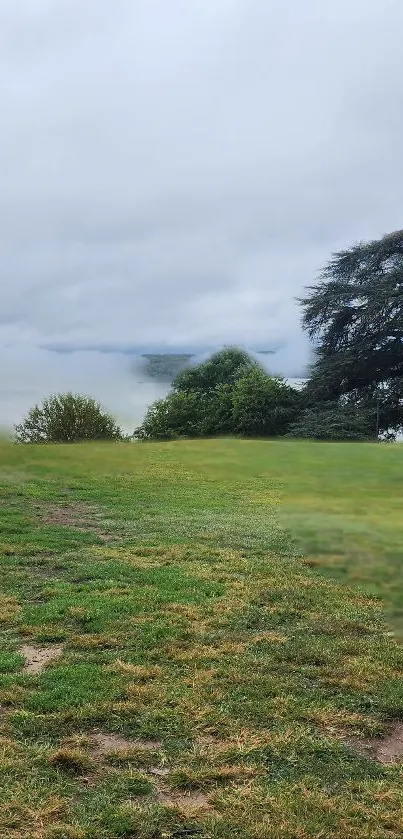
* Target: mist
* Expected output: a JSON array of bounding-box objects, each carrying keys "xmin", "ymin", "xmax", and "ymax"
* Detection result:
[{"xmin": 0, "ymin": 340, "xmax": 311, "ymax": 435}]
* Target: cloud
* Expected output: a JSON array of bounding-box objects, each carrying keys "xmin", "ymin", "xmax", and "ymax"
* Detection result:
[{"xmin": 1, "ymin": 0, "xmax": 403, "ymax": 423}]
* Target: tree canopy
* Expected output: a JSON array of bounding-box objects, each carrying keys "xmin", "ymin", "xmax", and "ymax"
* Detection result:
[
  {"xmin": 135, "ymin": 348, "xmax": 301, "ymax": 440},
  {"xmin": 173, "ymin": 347, "xmax": 258, "ymax": 394},
  {"xmin": 287, "ymin": 402, "xmax": 374, "ymax": 441},
  {"xmin": 300, "ymin": 229, "xmax": 403, "ymax": 434}
]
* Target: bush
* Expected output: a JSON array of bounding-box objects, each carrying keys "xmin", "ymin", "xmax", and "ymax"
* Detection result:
[
  {"xmin": 14, "ymin": 393, "xmax": 123, "ymax": 443},
  {"xmin": 286, "ymin": 402, "xmax": 375, "ymax": 441}
]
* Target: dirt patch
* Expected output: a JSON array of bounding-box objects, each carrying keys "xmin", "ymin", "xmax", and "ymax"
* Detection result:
[
  {"xmin": 20, "ymin": 644, "xmax": 63, "ymax": 674},
  {"xmin": 149, "ymin": 766, "xmax": 170, "ymax": 777},
  {"xmin": 90, "ymin": 733, "xmax": 162, "ymax": 755},
  {"xmin": 41, "ymin": 502, "xmax": 95, "ymax": 527},
  {"xmin": 39, "ymin": 502, "xmax": 116, "ymax": 542},
  {"xmin": 156, "ymin": 789, "xmax": 210, "ymax": 811},
  {"xmin": 348, "ymin": 722, "xmax": 403, "ymax": 764}
]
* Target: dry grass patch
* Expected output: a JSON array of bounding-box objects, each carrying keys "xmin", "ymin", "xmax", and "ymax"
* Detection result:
[
  {"xmin": 171, "ymin": 641, "xmax": 248, "ymax": 662},
  {"xmin": 48, "ymin": 747, "xmax": 95, "ymax": 775},
  {"xmin": 169, "ymin": 763, "xmax": 260, "ymax": 790},
  {"xmin": 305, "ymin": 707, "xmax": 375, "ymax": 735},
  {"xmin": 110, "ymin": 660, "xmax": 163, "ymax": 680},
  {"xmin": 69, "ymin": 634, "xmax": 122, "ymax": 650},
  {"xmin": 0, "ymin": 799, "xmax": 68, "ymax": 839},
  {"xmin": 0, "ymin": 595, "xmax": 21, "ymax": 625}
]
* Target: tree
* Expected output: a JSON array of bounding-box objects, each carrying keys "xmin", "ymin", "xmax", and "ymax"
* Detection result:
[
  {"xmin": 173, "ymin": 347, "xmax": 258, "ymax": 394},
  {"xmin": 135, "ymin": 390, "xmax": 204, "ymax": 440},
  {"xmin": 286, "ymin": 402, "xmax": 374, "ymax": 441},
  {"xmin": 135, "ymin": 348, "xmax": 301, "ymax": 440},
  {"xmin": 15, "ymin": 393, "xmax": 123, "ymax": 443},
  {"xmin": 300, "ymin": 229, "xmax": 403, "ymax": 435},
  {"xmin": 232, "ymin": 367, "xmax": 301, "ymax": 437}
]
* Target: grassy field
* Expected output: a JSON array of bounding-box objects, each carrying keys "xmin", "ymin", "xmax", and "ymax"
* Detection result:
[{"xmin": 1, "ymin": 438, "xmax": 403, "ymax": 838}]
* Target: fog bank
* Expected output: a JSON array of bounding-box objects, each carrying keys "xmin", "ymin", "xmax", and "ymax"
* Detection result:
[{"xmin": 0, "ymin": 343, "xmax": 310, "ymax": 433}]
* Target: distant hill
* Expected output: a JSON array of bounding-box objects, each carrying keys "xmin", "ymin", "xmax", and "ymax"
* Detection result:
[{"xmin": 140, "ymin": 354, "xmax": 194, "ymax": 382}]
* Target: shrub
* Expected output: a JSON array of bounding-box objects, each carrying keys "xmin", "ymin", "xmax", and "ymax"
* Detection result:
[{"xmin": 14, "ymin": 393, "xmax": 123, "ymax": 443}]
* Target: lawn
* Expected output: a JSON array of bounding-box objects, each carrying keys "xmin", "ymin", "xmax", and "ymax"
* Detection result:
[{"xmin": 1, "ymin": 437, "xmax": 403, "ymax": 838}]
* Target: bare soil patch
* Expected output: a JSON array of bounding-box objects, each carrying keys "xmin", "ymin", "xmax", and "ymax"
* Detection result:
[
  {"xmin": 348, "ymin": 722, "xmax": 403, "ymax": 764},
  {"xmin": 156, "ymin": 789, "xmax": 210, "ymax": 811},
  {"xmin": 149, "ymin": 765, "xmax": 170, "ymax": 777},
  {"xmin": 20, "ymin": 644, "xmax": 63, "ymax": 674},
  {"xmin": 39, "ymin": 502, "xmax": 116, "ymax": 541},
  {"xmin": 90, "ymin": 732, "xmax": 162, "ymax": 755}
]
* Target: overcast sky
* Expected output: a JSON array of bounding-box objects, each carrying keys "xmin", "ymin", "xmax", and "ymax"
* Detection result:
[{"xmin": 1, "ymin": 0, "xmax": 403, "ymax": 428}]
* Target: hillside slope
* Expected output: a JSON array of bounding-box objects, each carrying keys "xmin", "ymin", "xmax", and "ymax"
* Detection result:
[{"xmin": 1, "ymin": 439, "xmax": 403, "ymax": 838}]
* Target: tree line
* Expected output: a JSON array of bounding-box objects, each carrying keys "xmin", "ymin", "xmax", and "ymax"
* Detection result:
[{"xmin": 15, "ymin": 228, "xmax": 403, "ymax": 442}]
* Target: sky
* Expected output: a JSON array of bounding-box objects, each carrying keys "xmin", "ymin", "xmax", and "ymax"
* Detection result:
[{"xmin": 1, "ymin": 0, "xmax": 403, "ymax": 430}]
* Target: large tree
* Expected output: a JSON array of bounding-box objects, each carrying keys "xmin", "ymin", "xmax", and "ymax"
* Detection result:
[
  {"xmin": 300, "ymin": 229, "xmax": 403, "ymax": 435},
  {"xmin": 173, "ymin": 347, "xmax": 258, "ymax": 394},
  {"xmin": 135, "ymin": 348, "xmax": 300, "ymax": 440}
]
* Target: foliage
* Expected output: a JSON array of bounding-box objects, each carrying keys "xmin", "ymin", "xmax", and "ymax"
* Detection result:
[
  {"xmin": 14, "ymin": 392, "xmax": 123, "ymax": 443},
  {"xmin": 173, "ymin": 347, "xmax": 258, "ymax": 393},
  {"xmin": 135, "ymin": 387, "xmax": 234, "ymax": 440},
  {"xmin": 198, "ymin": 382, "xmax": 235, "ymax": 436},
  {"xmin": 135, "ymin": 348, "xmax": 300, "ymax": 440},
  {"xmin": 300, "ymin": 229, "xmax": 403, "ymax": 434},
  {"xmin": 232, "ymin": 367, "xmax": 301, "ymax": 437},
  {"xmin": 286, "ymin": 401, "xmax": 374, "ymax": 440},
  {"xmin": 135, "ymin": 390, "xmax": 204, "ymax": 440}
]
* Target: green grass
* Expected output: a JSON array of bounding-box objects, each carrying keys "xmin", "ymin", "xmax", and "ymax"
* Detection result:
[{"xmin": 1, "ymin": 437, "xmax": 403, "ymax": 838}]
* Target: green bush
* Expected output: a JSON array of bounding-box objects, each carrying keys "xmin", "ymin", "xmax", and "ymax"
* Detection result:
[{"xmin": 14, "ymin": 393, "xmax": 123, "ymax": 443}]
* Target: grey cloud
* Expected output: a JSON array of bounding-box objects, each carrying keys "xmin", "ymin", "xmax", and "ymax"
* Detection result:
[{"xmin": 1, "ymin": 0, "xmax": 403, "ymax": 424}]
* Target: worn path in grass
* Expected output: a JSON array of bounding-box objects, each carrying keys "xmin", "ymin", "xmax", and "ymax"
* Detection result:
[{"xmin": 1, "ymin": 439, "xmax": 403, "ymax": 838}]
